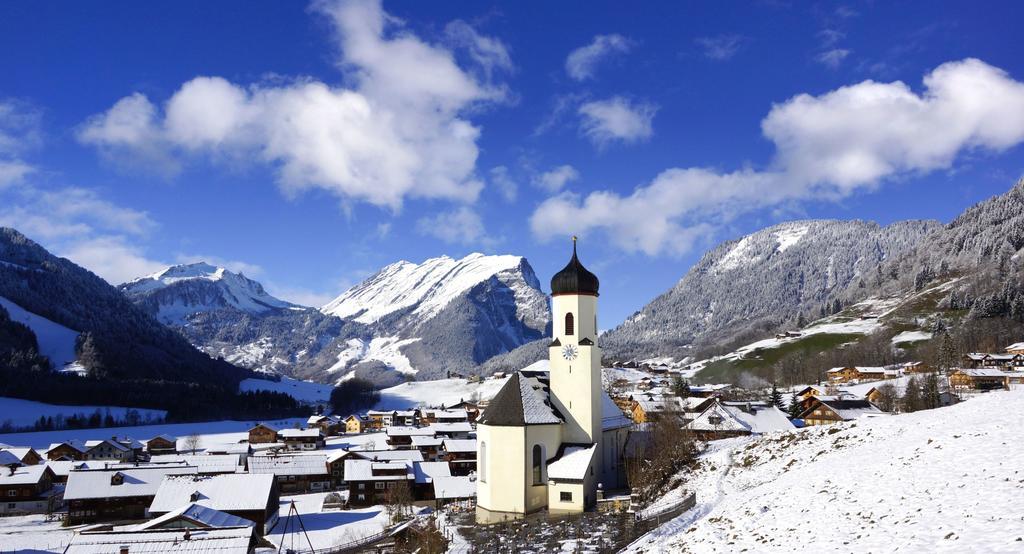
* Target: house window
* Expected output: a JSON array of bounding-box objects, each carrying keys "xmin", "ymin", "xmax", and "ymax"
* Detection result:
[
  {"xmin": 375, "ymin": 482, "xmax": 385, "ymax": 490},
  {"xmin": 565, "ymin": 313, "xmax": 574, "ymax": 336},
  {"xmin": 532, "ymin": 445, "xmax": 544, "ymax": 485},
  {"xmin": 708, "ymin": 415, "xmax": 723, "ymax": 425},
  {"xmin": 560, "ymin": 491, "xmax": 572, "ymax": 502},
  {"xmin": 480, "ymin": 442, "xmax": 487, "ymax": 483},
  {"xmin": 7, "ymin": 491, "xmax": 16, "ymax": 497}
]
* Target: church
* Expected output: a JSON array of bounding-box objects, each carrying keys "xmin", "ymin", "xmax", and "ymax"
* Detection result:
[{"xmin": 475, "ymin": 240, "xmax": 632, "ymax": 523}]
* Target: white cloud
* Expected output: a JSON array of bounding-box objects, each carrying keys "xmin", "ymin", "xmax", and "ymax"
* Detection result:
[
  {"xmin": 78, "ymin": 0, "xmax": 511, "ymax": 211},
  {"xmin": 532, "ymin": 58, "xmax": 1024, "ymax": 255},
  {"xmin": 816, "ymin": 48, "xmax": 851, "ymax": 69},
  {"xmin": 578, "ymin": 96, "xmax": 657, "ymax": 147},
  {"xmin": 695, "ymin": 34, "xmax": 745, "ymax": 61},
  {"xmin": 489, "ymin": 165, "xmax": 518, "ymax": 202},
  {"xmin": 0, "ymin": 100, "xmax": 41, "ymax": 187},
  {"xmin": 416, "ymin": 206, "xmax": 495, "ymax": 247},
  {"xmin": 817, "ymin": 29, "xmax": 845, "ymax": 48},
  {"xmin": 534, "ymin": 165, "xmax": 579, "ymax": 192},
  {"xmin": 565, "ymin": 34, "xmax": 632, "ymax": 81},
  {"xmin": 445, "ymin": 20, "xmax": 513, "ymax": 79},
  {"xmin": 61, "ymin": 236, "xmax": 167, "ymax": 285},
  {"xmin": 263, "ymin": 283, "xmax": 337, "ymax": 308}
]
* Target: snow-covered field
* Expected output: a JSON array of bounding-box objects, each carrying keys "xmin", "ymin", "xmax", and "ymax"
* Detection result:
[
  {"xmin": 265, "ymin": 492, "xmax": 415, "ymax": 551},
  {"xmin": 374, "ymin": 375, "xmax": 510, "ymax": 410},
  {"xmin": 0, "ymin": 295, "xmax": 79, "ymax": 369},
  {"xmin": 627, "ymin": 389, "xmax": 1024, "ymax": 553},
  {"xmin": 0, "ymin": 397, "xmax": 166, "ymax": 429},
  {"xmin": 240, "ymin": 376, "xmax": 334, "ymax": 404},
  {"xmin": 0, "ymin": 514, "xmax": 79, "ymax": 552}
]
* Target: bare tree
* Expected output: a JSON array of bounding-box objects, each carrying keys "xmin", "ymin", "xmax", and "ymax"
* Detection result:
[
  {"xmin": 384, "ymin": 481, "xmax": 414, "ymax": 524},
  {"xmin": 183, "ymin": 434, "xmax": 201, "ymax": 454}
]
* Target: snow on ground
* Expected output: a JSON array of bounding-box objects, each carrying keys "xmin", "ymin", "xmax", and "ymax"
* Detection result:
[
  {"xmin": 892, "ymin": 330, "xmax": 934, "ymax": 344},
  {"xmin": 0, "ymin": 295, "xmax": 79, "ymax": 370},
  {"xmin": 240, "ymin": 376, "xmax": 334, "ymax": 404},
  {"xmin": 266, "ymin": 492, "xmax": 423, "ymax": 551},
  {"xmin": 0, "ymin": 397, "xmax": 167, "ymax": 429},
  {"xmin": 627, "ymin": 390, "xmax": 1024, "ymax": 553},
  {"xmin": 0, "ymin": 417, "xmax": 305, "ymax": 450},
  {"xmin": 374, "ymin": 376, "xmax": 510, "ymax": 410},
  {"xmin": 0, "ymin": 514, "xmax": 80, "ymax": 552},
  {"xmin": 774, "ymin": 224, "xmax": 809, "ymax": 253}
]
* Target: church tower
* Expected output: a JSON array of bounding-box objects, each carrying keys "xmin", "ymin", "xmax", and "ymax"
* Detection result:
[{"xmin": 548, "ymin": 238, "xmax": 602, "ymax": 444}]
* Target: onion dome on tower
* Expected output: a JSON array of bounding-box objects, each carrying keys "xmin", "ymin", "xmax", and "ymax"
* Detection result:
[{"xmin": 550, "ymin": 237, "xmax": 599, "ymax": 297}]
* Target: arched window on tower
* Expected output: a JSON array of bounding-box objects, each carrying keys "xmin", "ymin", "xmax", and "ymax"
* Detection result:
[
  {"xmin": 480, "ymin": 441, "xmax": 487, "ymax": 483},
  {"xmin": 565, "ymin": 312, "xmax": 574, "ymax": 336},
  {"xmin": 532, "ymin": 444, "xmax": 544, "ymax": 485}
]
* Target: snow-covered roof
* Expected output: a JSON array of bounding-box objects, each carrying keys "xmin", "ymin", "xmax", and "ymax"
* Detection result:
[
  {"xmin": 64, "ymin": 466, "xmax": 198, "ymax": 500},
  {"xmin": 386, "ymin": 426, "xmax": 435, "ymax": 437},
  {"xmin": 63, "ymin": 527, "xmax": 254, "ymax": 554},
  {"xmin": 686, "ymin": 403, "xmax": 749, "ymax": 433},
  {"xmin": 1005, "ymin": 342, "xmax": 1024, "ymax": 351},
  {"xmin": 548, "ymin": 444, "xmax": 597, "ymax": 481},
  {"xmin": 634, "ymin": 397, "xmax": 685, "ymax": 414},
  {"xmin": 0, "ymin": 450, "xmax": 22, "ymax": 466},
  {"xmin": 138, "ymin": 503, "xmax": 254, "ymax": 530},
  {"xmin": 46, "ymin": 440, "xmax": 88, "ymax": 454},
  {"xmin": 148, "ymin": 454, "xmax": 241, "ymax": 474},
  {"xmin": 412, "ymin": 461, "xmax": 451, "ymax": 484},
  {"xmin": 722, "ymin": 404, "xmax": 794, "ymax": 434},
  {"xmin": 343, "ymin": 459, "xmax": 414, "ymax": 482},
  {"xmin": 601, "ymin": 391, "xmax": 632, "ymax": 430},
  {"xmin": 248, "ymin": 454, "xmax": 328, "ymax": 476},
  {"xmin": 441, "ymin": 439, "xmax": 476, "ymax": 453},
  {"xmin": 433, "ymin": 409, "xmax": 469, "ymax": 420},
  {"xmin": 149, "ymin": 473, "xmax": 275, "ymax": 513},
  {"xmin": 278, "ymin": 428, "xmax": 322, "ymax": 438},
  {"xmin": 478, "ymin": 372, "xmax": 562, "ymax": 426},
  {"xmin": 410, "ymin": 436, "xmax": 444, "ymax": 447},
  {"xmin": 0, "ymin": 464, "xmax": 50, "ymax": 485},
  {"xmin": 957, "ymin": 368, "xmax": 1008, "ymax": 378},
  {"xmin": 147, "ymin": 434, "xmax": 177, "ymax": 444},
  {"xmin": 0, "ymin": 446, "xmax": 37, "ymax": 461},
  {"xmin": 819, "ymin": 399, "xmax": 885, "ymax": 420},
  {"xmin": 84, "ymin": 439, "xmax": 129, "ymax": 452},
  {"xmin": 429, "ymin": 422, "xmax": 474, "ymax": 434},
  {"xmin": 433, "ymin": 475, "xmax": 477, "ymax": 499},
  {"xmin": 347, "ymin": 450, "xmax": 424, "ymax": 462}
]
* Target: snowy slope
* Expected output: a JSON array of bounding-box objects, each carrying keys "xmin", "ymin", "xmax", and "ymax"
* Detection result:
[
  {"xmin": 0, "ymin": 295, "xmax": 79, "ymax": 369},
  {"xmin": 238, "ymin": 376, "xmax": 335, "ymax": 404},
  {"xmin": 0, "ymin": 397, "xmax": 166, "ymax": 428},
  {"xmin": 627, "ymin": 390, "xmax": 1024, "ymax": 553},
  {"xmin": 121, "ymin": 262, "xmax": 296, "ymax": 323},
  {"xmin": 322, "ymin": 253, "xmax": 539, "ymax": 326}
]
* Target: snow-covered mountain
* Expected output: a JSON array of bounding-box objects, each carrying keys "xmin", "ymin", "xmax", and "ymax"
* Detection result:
[
  {"xmin": 122, "ymin": 253, "xmax": 550, "ymax": 386},
  {"xmin": 121, "ymin": 262, "xmax": 298, "ymax": 324},
  {"xmin": 601, "ymin": 219, "xmax": 938, "ymax": 361}
]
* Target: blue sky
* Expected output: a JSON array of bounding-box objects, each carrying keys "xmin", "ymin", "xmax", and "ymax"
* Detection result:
[{"xmin": 1, "ymin": 0, "xmax": 1023, "ymax": 326}]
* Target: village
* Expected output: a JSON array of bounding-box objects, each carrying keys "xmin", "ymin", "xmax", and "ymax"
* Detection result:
[{"xmin": 1, "ymin": 335, "xmax": 1021, "ymax": 552}]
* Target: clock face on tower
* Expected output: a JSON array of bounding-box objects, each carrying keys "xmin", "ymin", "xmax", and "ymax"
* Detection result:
[{"xmin": 561, "ymin": 344, "xmax": 578, "ymax": 361}]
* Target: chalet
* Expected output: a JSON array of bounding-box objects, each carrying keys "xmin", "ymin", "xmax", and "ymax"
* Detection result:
[
  {"xmin": 64, "ymin": 526, "xmax": 257, "ymax": 554},
  {"xmin": 366, "ymin": 410, "xmax": 396, "ymax": 430},
  {"xmin": 688, "ymin": 384, "xmax": 732, "ymax": 398},
  {"xmin": 440, "ymin": 439, "xmax": 477, "ymax": 476},
  {"xmin": 307, "ymin": 414, "xmax": 341, "ymax": 436},
  {"xmin": 411, "ymin": 461, "xmax": 451, "ymax": 500},
  {"xmin": 0, "ymin": 465, "xmax": 58, "ymax": 515},
  {"xmin": 64, "ymin": 465, "xmax": 198, "ymax": 524},
  {"xmin": 445, "ymin": 401, "xmax": 481, "ymax": 422},
  {"xmin": 385, "ymin": 426, "xmax": 435, "ymax": 449},
  {"xmin": 145, "ymin": 435, "xmax": 177, "ymax": 455},
  {"xmin": 44, "ymin": 460, "xmax": 94, "ymax": 484},
  {"xmin": 116, "ymin": 437, "xmax": 145, "ymax": 460},
  {"xmin": 343, "ymin": 459, "xmax": 415, "ymax": 506},
  {"xmin": 344, "ymin": 414, "xmax": 367, "ymax": 434},
  {"xmin": 685, "ymin": 401, "xmax": 793, "ymax": 441},
  {"xmin": 422, "ymin": 408, "xmax": 470, "ymax": 424},
  {"xmin": 631, "ymin": 397, "xmax": 685, "ymax": 424},
  {"xmin": 277, "ymin": 428, "xmax": 324, "ymax": 451},
  {"xmin": 411, "ymin": 435, "xmax": 445, "ymax": 461},
  {"xmin": 1005, "ymin": 342, "xmax": 1024, "ymax": 356},
  {"xmin": 963, "ymin": 353, "xmax": 1023, "ymax": 369},
  {"xmin": 949, "ymin": 368, "xmax": 1008, "ymax": 391},
  {"xmin": 900, "ymin": 361, "xmax": 932, "ymax": 374},
  {"xmin": 798, "ymin": 398, "xmax": 884, "ymax": 426},
  {"xmin": 433, "ymin": 475, "xmax": 477, "ymax": 505},
  {"xmin": 149, "ymin": 473, "xmax": 279, "ymax": 534},
  {"xmin": 46, "ymin": 440, "xmax": 87, "ymax": 461},
  {"xmin": 827, "ymin": 366, "xmax": 898, "ymax": 383},
  {"xmin": 148, "ymin": 454, "xmax": 243, "ymax": 475},
  {"xmin": 428, "ymin": 421, "xmax": 473, "ymax": 439},
  {"xmin": 84, "ymin": 439, "xmax": 131, "ymax": 461},
  {"xmin": 247, "ymin": 423, "xmax": 279, "ymax": 444},
  {"xmin": 248, "ymin": 453, "xmax": 330, "ymax": 494},
  {"xmin": 0, "ymin": 447, "xmax": 43, "ymax": 466},
  {"xmin": 1006, "ymin": 371, "xmax": 1024, "ymax": 389}
]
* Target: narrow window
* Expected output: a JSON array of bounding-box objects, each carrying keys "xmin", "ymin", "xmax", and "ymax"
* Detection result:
[
  {"xmin": 480, "ymin": 442, "xmax": 487, "ymax": 483},
  {"xmin": 565, "ymin": 312, "xmax": 574, "ymax": 336},
  {"xmin": 532, "ymin": 444, "xmax": 543, "ymax": 485}
]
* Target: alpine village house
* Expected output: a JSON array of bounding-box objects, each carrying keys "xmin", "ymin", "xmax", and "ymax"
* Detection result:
[{"xmin": 476, "ymin": 240, "xmax": 631, "ymax": 523}]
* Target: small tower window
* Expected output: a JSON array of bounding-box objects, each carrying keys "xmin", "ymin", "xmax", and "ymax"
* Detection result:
[
  {"xmin": 480, "ymin": 442, "xmax": 487, "ymax": 483},
  {"xmin": 565, "ymin": 313, "xmax": 574, "ymax": 336},
  {"xmin": 532, "ymin": 444, "xmax": 545, "ymax": 485}
]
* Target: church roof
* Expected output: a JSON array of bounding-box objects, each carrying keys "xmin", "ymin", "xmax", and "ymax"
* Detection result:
[
  {"xmin": 550, "ymin": 240, "xmax": 599, "ymax": 297},
  {"xmin": 478, "ymin": 372, "xmax": 563, "ymax": 426}
]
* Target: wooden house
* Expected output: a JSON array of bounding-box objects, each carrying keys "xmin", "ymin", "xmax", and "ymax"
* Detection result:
[
  {"xmin": 145, "ymin": 435, "xmax": 177, "ymax": 455},
  {"xmin": 1005, "ymin": 342, "xmax": 1024, "ymax": 356},
  {"xmin": 84, "ymin": 439, "xmax": 131, "ymax": 461},
  {"xmin": 630, "ymin": 397, "xmax": 685, "ymax": 423},
  {"xmin": 277, "ymin": 428, "xmax": 324, "ymax": 451},
  {"xmin": 0, "ymin": 465, "xmax": 57, "ymax": 515},
  {"xmin": 306, "ymin": 415, "xmax": 341, "ymax": 436},
  {"xmin": 63, "ymin": 526, "xmax": 256, "ymax": 554},
  {"xmin": 900, "ymin": 361, "xmax": 932, "ymax": 374},
  {"xmin": 247, "ymin": 423, "xmax": 279, "ymax": 445},
  {"xmin": 64, "ymin": 466, "xmax": 198, "ymax": 524},
  {"xmin": 343, "ymin": 415, "xmax": 366, "ymax": 434},
  {"xmin": 0, "ymin": 447, "xmax": 43, "ymax": 466},
  {"xmin": 445, "ymin": 401, "xmax": 481, "ymax": 422},
  {"xmin": 46, "ymin": 441, "xmax": 87, "ymax": 461},
  {"xmin": 949, "ymin": 368, "xmax": 1008, "ymax": 391},
  {"xmin": 798, "ymin": 398, "xmax": 884, "ymax": 426},
  {"xmin": 385, "ymin": 426, "xmax": 435, "ymax": 450},
  {"xmin": 440, "ymin": 439, "xmax": 477, "ymax": 476},
  {"xmin": 149, "ymin": 473, "xmax": 280, "ymax": 535},
  {"xmin": 343, "ymin": 459, "xmax": 415, "ymax": 506},
  {"xmin": 248, "ymin": 454, "xmax": 330, "ymax": 494},
  {"xmin": 962, "ymin": 353, "xmax": 1022, "ymax": 369}
]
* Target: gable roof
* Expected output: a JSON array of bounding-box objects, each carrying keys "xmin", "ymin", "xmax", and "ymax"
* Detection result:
[
  {"xmin": 64, "ymin": 466, "xmax": 198, "ymax": 500},
  {"xmin": 248, "ymin": 454, "xmax": 328, "ymax": 476},
  {"xmin": 816, "ymin": 399, "xmax": 885, "ymax": 420},
  {"xmin": 63, "ymin": 527, "xmax": 254, "ymax": 554},
  {"xmin": 137, "ymin": 503, "xmax": 254, "ymax": 530},
  {"xmin": 478, "ymin": 372, "xmax": 562, "ymax": 426},
  {"xmin": 547, "ymin": 444, "xmax": 597, "ymax": 481},
  {"xmin": 149, "ymin": 474, "xmax": 275, "ymax": 513}
]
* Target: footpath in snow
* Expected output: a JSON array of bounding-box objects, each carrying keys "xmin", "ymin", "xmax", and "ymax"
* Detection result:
[{"xmin": 627, "ymin": 389, "xmax": 1024, "ymax": 553}]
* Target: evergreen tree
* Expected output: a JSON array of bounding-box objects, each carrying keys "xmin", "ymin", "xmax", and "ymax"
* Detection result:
[
  {"xmin": 769, "ymin": 383, "xmax": 785, "ymax": 409},
  {"xmin": 921, "ymin": 373, "xmax": 941, "ymax": 410},
  {"xmin": 787, "ymin": 395, "xmax": 803, "ymax": 419},
  {"xmin": 671, "ymin": 374, "xmax": 691, "ymax": 398},
  {"xmin": 902, "ymin": 376, "xmax": 923, "ymax": 413}
]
